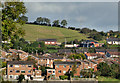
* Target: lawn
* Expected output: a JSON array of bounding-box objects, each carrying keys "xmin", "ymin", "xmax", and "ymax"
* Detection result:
[
  {"xmin": 98, "ymin": 76, "xmax": 120, "ymax": 83},
  {"xmin": 21, "ymin": 24, "xmax": 89, "ymax": 42}
]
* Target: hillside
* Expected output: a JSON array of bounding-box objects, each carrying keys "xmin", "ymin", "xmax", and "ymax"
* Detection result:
[{"xmin": 21, "ymin": 24, "xmax": 90, "ymax": 42}]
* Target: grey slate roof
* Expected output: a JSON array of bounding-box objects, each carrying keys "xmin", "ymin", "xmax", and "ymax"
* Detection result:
[
  {"xmin": 54, "ymin": 61, "xmax": 81, "ymax": 65},
  {"xmin": 7, "ymin": 61, "xmax": 34, "ymax": 65},
  {"xmin": 37, "ymin": 39, "xmax": 57, "ymax": 42},
  {"xmin": 107, "ymin": 37, "xmax": 120, "ymax": 41},
  {"xmin": 58, "ymin": 49, "xmax": 72, "ymax": 53}
]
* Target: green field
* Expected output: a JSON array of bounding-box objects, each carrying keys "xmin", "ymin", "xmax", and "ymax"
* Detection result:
[{"xmin": 21, "ymin": 24, "xmax": 90, "ymax": 42}]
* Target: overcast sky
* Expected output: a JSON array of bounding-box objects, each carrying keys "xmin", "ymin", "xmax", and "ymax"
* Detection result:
[{"xmin": 24, "ymin": 2, "xmax": 118, "ymax": 32}]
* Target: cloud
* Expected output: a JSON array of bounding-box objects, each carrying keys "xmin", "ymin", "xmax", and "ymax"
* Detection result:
[{"xmin": 24, "ymin": 2, "xmax": 118, "ymax": 31}]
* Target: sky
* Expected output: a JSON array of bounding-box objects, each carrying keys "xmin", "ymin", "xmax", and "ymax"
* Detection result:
[{"xmin": 24, "ymin": 2, "xmax": 118, "ymax": 32}]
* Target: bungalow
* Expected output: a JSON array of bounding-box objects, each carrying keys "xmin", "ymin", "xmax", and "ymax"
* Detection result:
[
  {"xmin": 106, "ymin": 37, "xmax": 120, "ymax": 45},
  {"xmin": 37, "ymin": 39, "xmax": 57, "ymax": 45},
  {"xmin": 85, "ymin": 53, "xmax": 98, "ymax": 59},
  {"xmin": 75, "ymin": 49, "xmax": 88, "ymax": 54},
  {"xmin": 58, "ymin": 49, "xmax": 72, "ymax": 55},
  {"xmin": 65, "ymin": 44, "xmax": 79, "ymax": 48},
  {"xmin": 106, "ymin": 51, "xmax": 120, "ymax": 58},
  {"xmin": 95, "ymin": 49, "xmax": 106, "ymax": 55}
]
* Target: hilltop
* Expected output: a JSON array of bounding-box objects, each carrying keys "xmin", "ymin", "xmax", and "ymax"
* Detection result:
[{"xmin": 21, "ymin": 24, "xmax": 91, "ymax": 42}]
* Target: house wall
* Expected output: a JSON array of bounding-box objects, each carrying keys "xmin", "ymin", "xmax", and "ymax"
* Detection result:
[
  {"xmin": 55, "ymin": 64, "xmax": 81, "ymax": 78},
  {"xmin": 7, "ymin": 64, "xmax": 33, "ymax": 79},
  {"xmin": 46, "ymin": 69, "xmax": 55, "ymax": 77},
  {"xmin": 38, "ymin": 59, "xmax": 54, "ymax": 68}
]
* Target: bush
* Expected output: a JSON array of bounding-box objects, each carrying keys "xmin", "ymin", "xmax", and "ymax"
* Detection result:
[{"xmin": 59, "ymin": 75, "xmax": 68, "ymax": 80}]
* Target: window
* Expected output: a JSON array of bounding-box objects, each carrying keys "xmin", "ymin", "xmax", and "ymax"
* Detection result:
[
  {"xmin": 48, "ymin": 42, "xmax": 50, "ymax": 44},
  {"xmin": 37, "ymin": 72, "xmax": 39, "ymax": 73},
  {"xmin": 9, "ymin": 65, "xmax": 13, "ymax": 67},
  {"xmin": 16, "ymin": 70, "xmax": 20, "ymax": 73},
  {"xmin": 10, "ymin": 70, "xmax": 12, "ymax": 73},
  {"xmin": 22, "ymin": 65, "xmax": 25, "ymax": 67},
  {"xmin": 28, "ymin": 65, "xmax": 31, "ymax": 67},
  {"xmin": 69, "ymin": 65, "xmax": 72, "ymax": 68},
  {"xmin": 15, "ymin": 65, "xmax": 19, "ymax": 67},
  {"xmin": 77, "ymin": 65, "xmax": 79, "ymax": 68},
  {"xmin": 21, "ymin": 70, "xmax": 25, "ymax": 73},
  {"xmin": 57, "ymin": 65, "xmax": 59, "ymax": 68},
  {"xmin": 28, "ymin": 70, "xmax": 31, "ymax": 73},
  {"xmin": 63, "ymin": 71, "xmax": 66, "ymax": 74},
  {"xmin": 10, "ymin": 76, "xmax": 13, "ymax": 78},
  {"xmin": 48, "ymin": 71, "xmax": 52, "ymax": 73},
  {"xmin": 58, "ymin": 70, "xmax": 61, "ymax": 73},
  {"xmin": 63, "ymin": 65, "xmax": 66, "ymax": 68}
]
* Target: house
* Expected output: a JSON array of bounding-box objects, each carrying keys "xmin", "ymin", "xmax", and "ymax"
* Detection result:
[
  {"xmin": 85, "ymin": 53, "xmax": 98, "ymax": 59},
  {"xmin": 80, "ymin": 60, "xmax": 89, "ymax": 69},
  {"xmin": 106, "ymin": 51, "xmax": 120, "ymax": 58},
  {"xmin": 106, "ymin": 37, "xmax": 120, "ymax": 45},
  {"xmin": 30, "ymin": 53, "xmax": 64, "ymax": 68},
  {"xmin": 65, "ymin": 44, "xmax": 79, "ymax": 48},
  {"xmin": 80, "ymin": 40, "xmax": 98, "ymax": 47},
  {"xmin": 95, "ymin": 49, "xmax": 106, "ymax": 55},
  {"xmin": 58, "ymin": 49, "xmax": 72, "ymax": 55},
  {"xmin": 106, "ymin": 49, "xmax": 118, "ymax": 52},
  {"xmin": 7, "ymin": 61, "xmax": 34, "ymax": 80},
  {"xmin": 84, "ymin": 60, "xmax": 97, "ymax": 71},
  {"xmin": 34, "ymin": 70, "xmax": 42, "ymax": 78},
  {"xmin": 37, "ymin": 39, "xmax": 57, "ymax": 45},
  {"xmin": 75, "ymin": 49, "xmax": 88, "ymax": 54},
  {"xmin": 54, "ymin": 61, "xmax": 81, "ymax": 78}
]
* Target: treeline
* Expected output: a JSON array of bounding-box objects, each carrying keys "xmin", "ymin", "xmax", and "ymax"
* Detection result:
[{"xmin": 27, "ymin": 17, "xmax": 67, "ymax": 28}]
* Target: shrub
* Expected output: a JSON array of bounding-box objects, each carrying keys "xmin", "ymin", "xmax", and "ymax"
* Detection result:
[{"xmin": 59, "ymin": 75, "xmax": 68, "ymax": 80}]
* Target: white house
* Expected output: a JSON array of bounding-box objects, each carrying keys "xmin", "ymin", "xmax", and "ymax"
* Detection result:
[{"xmin": 106, "ymin": 37, "xmax": 120, "ymax": 45}]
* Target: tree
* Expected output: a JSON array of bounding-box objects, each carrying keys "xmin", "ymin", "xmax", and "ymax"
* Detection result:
[
  {"xmin": 72, "ymin": 62, "xmax": 77, "ymax": 77},
  {"xmin": 2, "ymin": 2, "xmax": 26, "ymax": 50},
  {"xmin": 73, "ymin": 39, "xmax": 79, "ymax": 44},
  {"xmin": 89, "ymin": 33, "xmax": 103, "ymax": 41},
  {"xmin": 97, "ymin": 62, "xmax": 111, "ymax": 76},
  {"xmin": 61, "ymin": 20, "xmax": 67, "ymax": 27},
  {"xmin": 18, "ymin": 74, "xmax": 25, "ymax": 83},
  {"xmin": 110, "ymin": 64, "xmax": 120, "ymax": 78},
  {"xmin": 68, "ymin": 27, "xmax": 75, "ymax": 30},
  {"xmin": 88, "ymin": 48, "xmax": 96, "ymax": 53},
  {"xmin": 80, "ymin": 28, "xmax": 91, "ymax": 34},
  {"xmin": 45, "ymin": 18, "xmax": 50, "ymax": 25},
  {"xmin": 36, "ymin": 17, "xmax": 43, "ymax": 24},
  {"xmin": 2, "ymin": 62, "xmax": 7, "ymax": 68},
  {"xmin": 99, "ymin": 31, "xmax": 105, "ymax": 36},
  {"xmin": 52, "ymin": 20, "xmax": 60, "ymax": 27},
  {"xmin": 80, "ymin": 53, "xmax": 86, "ymax": 60},
  {"xmin": 20, "ymin": 16, "xmax": 28, "ymax": 23},
  {"xmin": 80, "ymin": 69, "xmax": 94, "ymax": 78}
]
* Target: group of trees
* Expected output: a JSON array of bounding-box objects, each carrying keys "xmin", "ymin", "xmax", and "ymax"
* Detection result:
[
  {"xmin": 35, "ymin": 17, "xmax": 67, "ymax": 27},
  {"xmin": 96, "ymin": 62, "xmax": 120, "ymax": 79},
  {"xmin": 68, "ymin": 53, "xmax": 86, "ymax": 60},
  {"xmin": 10, "ymin": 38, "xmax": 46, "ymax": 54},
  {"xmin": 80, "ymin": 69, "xmax": 94, "ymax": 78}
]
